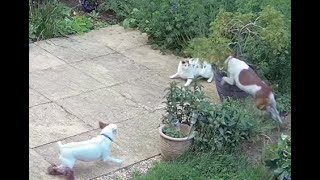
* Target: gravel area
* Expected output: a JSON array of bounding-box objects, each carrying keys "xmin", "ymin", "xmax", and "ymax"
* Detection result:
[{"xmin": 92, "ymin": 155, "xmax": 162, "ymax": 180}]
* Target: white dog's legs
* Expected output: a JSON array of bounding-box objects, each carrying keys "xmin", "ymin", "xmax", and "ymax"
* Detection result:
[
  {"xmin": 221, "ymin": 76, "xmax": 234, "ymax": 86},
  {"xmin": 103, "ymin": 155, "xmax": 123, "ymax": 165},
  {"xmin": 59, "ymin": 155, "xmax": 76, "ymax": 169},
  {"xmin": 169, "ymin": 73, "xmax": 179, "ymax": 79},
  {"xmin": 184, "ymin": 78, "xmax": 193, "ymax": 86},
  {"xmin": 108, "ymin": 157, "xmax": 123, "ymax": 164},
  {"xmin": 102, "ymin": 150, "xmax": 123, "ymax": 165}
]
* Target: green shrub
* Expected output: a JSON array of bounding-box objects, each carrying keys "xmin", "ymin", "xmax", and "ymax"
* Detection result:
[
  {"xmin": 100, "ymin": 0, "xmax": 134, "ymax": 20},
  {"xmin": 120, "ymin": 0, "xmax": 237, "ymax": 54},
  {"xmin": 29, "ymin": 0, "xmax": 107, "ymax": 42},
  {"xmin": 185, "ymin": 6, "xmax": 291, "ymax": 95},
  {"xmin": 56, "ymin": 15, "xmax": 94, "ymax": 35},
  {"xmin": 29, "ymin": 0, "xmax": 71, "ymax": 40},
  {"xmin": 235, "ymin": 0, "xmax": 291, "ymax": 21},
  {"xmin": 264, "ymin": 134, "xmax": 291, "ymax": 180},
  {"xmin": 193, "ymin": 98, "xmax": 275, "ymax": 151},
  {"xmin": 276, "ymin": 93, "xmax": 291, "ymax": 113}
]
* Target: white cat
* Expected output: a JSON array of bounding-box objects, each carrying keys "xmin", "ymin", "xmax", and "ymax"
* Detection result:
[{"xmin": 170, "ymin": 58, "xmax": 215, "ymax": 86}]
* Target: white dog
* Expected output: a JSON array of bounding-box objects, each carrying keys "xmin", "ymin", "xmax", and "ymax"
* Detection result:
[
  {"xmin": 48, "ymin": 123, "xmax": 123, "ymax": 180},
  {"xmin": 221, "ymin": 56, "xmax": 282, "ymax": 124},
  {"xmin": 170, "ymin": 58, "xmax": 215, "ymax": 86}
]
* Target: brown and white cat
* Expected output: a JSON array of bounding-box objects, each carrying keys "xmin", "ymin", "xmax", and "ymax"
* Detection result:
[{"xmin": 170, "ymin": 58, "xmax": 215, "ymax": 86}]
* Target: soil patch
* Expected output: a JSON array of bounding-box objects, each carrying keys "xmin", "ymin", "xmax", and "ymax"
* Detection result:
[{"xmin": 243, "ymin": 112, "xmax": 291, "ymax": 164}]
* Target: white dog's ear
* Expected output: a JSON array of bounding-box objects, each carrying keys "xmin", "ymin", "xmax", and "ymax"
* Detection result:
[{"xmin": 99, "ymin": 121, "xmax": 109, "ymax": 129}]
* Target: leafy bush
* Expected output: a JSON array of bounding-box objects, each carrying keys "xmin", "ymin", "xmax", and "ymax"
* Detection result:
[
  {"xmin": 235, "ymin": 0, "xmax": 291, "ymax": 22},
  {"xmin": 119, "ymin": 0, "xmax": 238, "ymax": 54},
  {"xmin": 276, "ymin": 93, "xmax": 291, "ymax": 113},
  {"xmin": 193, "ymin": 98, "xmax": 273, "ymax": 151},
  {"xmin": 100, "ymin": 0, "xmax": 134, "ymax": 20},
  {"xmin": 122, "ymin": 13, "xmax": 139, "ymax": 29},
  {"xmin": 57, "ymin": 15, "xmax": 94, "ymax": 35},
  {"xmin": 264, "ymin": 134, "xmax": 291, "ymax": 180},
  {"xmin": 185, "ymin": 36, "xmax": 234, "ymax": 70},
  {"xmin": 29, "ymin": 0, "xmax": 71, "ymax": 41},
  {"xmin": 29, "ymin": 0, "xmax": 107, "ymax": 42},
  {"xmin": 185, "ymin": 6, "xmax": 291, "ymax": 95}
]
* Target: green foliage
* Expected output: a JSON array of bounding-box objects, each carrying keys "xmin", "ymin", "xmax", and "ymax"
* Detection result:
[
  {"xmin": 29, "ymin": 0, "xmax": 71, "ymax": 41},
  {"xmin": 100, "ymin": 0, "xmax": 134, "ymax": 20},
  {"xmin": 235, "ymin": 0, "xmax": 291, "ymax": 21},
  {"xmin": 264, "ymin": 134, "xmax": 291, "ymax": 180},
  {"xmin": 185, "ymin": 6, "xmax": 291, "ymax": 94},
  {"xmin": 29, "ymin": 23, "xmax": 36, "ymax": 43},
  {"xmin": 162, "ymin": 125, "xmax": 189, "ymax": 138},
  {"xmin": 134, "ymin": 151, "xmax": 270, "ymax": 180},
  {"xmin": 193, "ymin": 98, "xmax": 274, "ymax": 151},
  {"xmin": 163, "ymin": 82, "xmax": 276, "ymax": 150},
  {"xmin": 185, "ymin": 36, "xmax": 233, "ymax": 70},
  {"xmin": 29, "ymin": 0, "xmax": 107, "ymax": 42},
  {"xmin": 276, "ymin": 93, "xmax": 291, "ymax": 113},
  {"xmin": 161, "ymin": 81, "xmax": 208, "ymax": 138},
  {"xmin": 57, "ymin": 15, "xmax": 94, "ymax": 35},
  {"xmin": 122, "ymin": 17, "xmax": 138, "ymax": 29},
  {"xmin": 132, "ymin": 170, "xmax": 143, "ymax": 179},
  {"xmin": 162, "ymin": 81, "xmax": 208, "ymax": 125},
  {"xmin": 121, "ymin": 0, "xmax": 239, "ymax": 54}
]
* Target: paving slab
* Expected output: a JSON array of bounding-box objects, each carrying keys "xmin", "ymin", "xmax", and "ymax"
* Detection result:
[
  {"xmin": 121, "ymin": 45, "xmax": 183, "ymax": 76},
  {"xmin": 69, "ymin": 25, "xmax": 148, "ymax": 52},
  {"xmin": 29, "ymin": 149, "xmax": 61, "ymax": 180},
  {"xmin": 70, "ymin": 53, "xmax": 152, "ymax": 86},
  {"xmin": 46, "ymin": 37, "xmax": 115, "ymax": 57},
  {"xmin": 34, "ymin": 110, "xmax": 162, "ymax": 179},
  {"xmin": 29, "ymin": 44, "xmax": 66, "ymax": 72},
  {"xmin": 29, "ymin": 102, "xmax": 93, "ymax": 148},
  {"xmin": 29, "ymin": 64, "xmax": 105, "ymax": 101},
  {"xmin": 55, "ymin": 87, "xmax": 147, "ymax": 127},
  {"xmin": 108, "ymin": 76, "xmax": 168, "ymax": 111},
  {"xmin": 35, "ymin": 38, "xmax": 114, "ymax": 63},
  {"xmin": 29, "ymin": 88, "xmax": 51, "ymax": 107}
]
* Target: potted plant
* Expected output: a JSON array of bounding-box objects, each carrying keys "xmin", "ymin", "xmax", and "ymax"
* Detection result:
[{"xmin": 159, "ymin": 81, "xmax": 207, "ymax": 161}]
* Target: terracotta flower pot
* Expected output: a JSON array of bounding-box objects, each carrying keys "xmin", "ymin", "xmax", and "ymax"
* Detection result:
[{"xmin": 159, "ymin": 124, "xmax": 195, "ymax": 161}]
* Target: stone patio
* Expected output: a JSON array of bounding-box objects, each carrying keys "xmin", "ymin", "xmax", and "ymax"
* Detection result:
[{"xmin": 29, "ymin": 25, "xmax": 219, "ymax": 180}]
